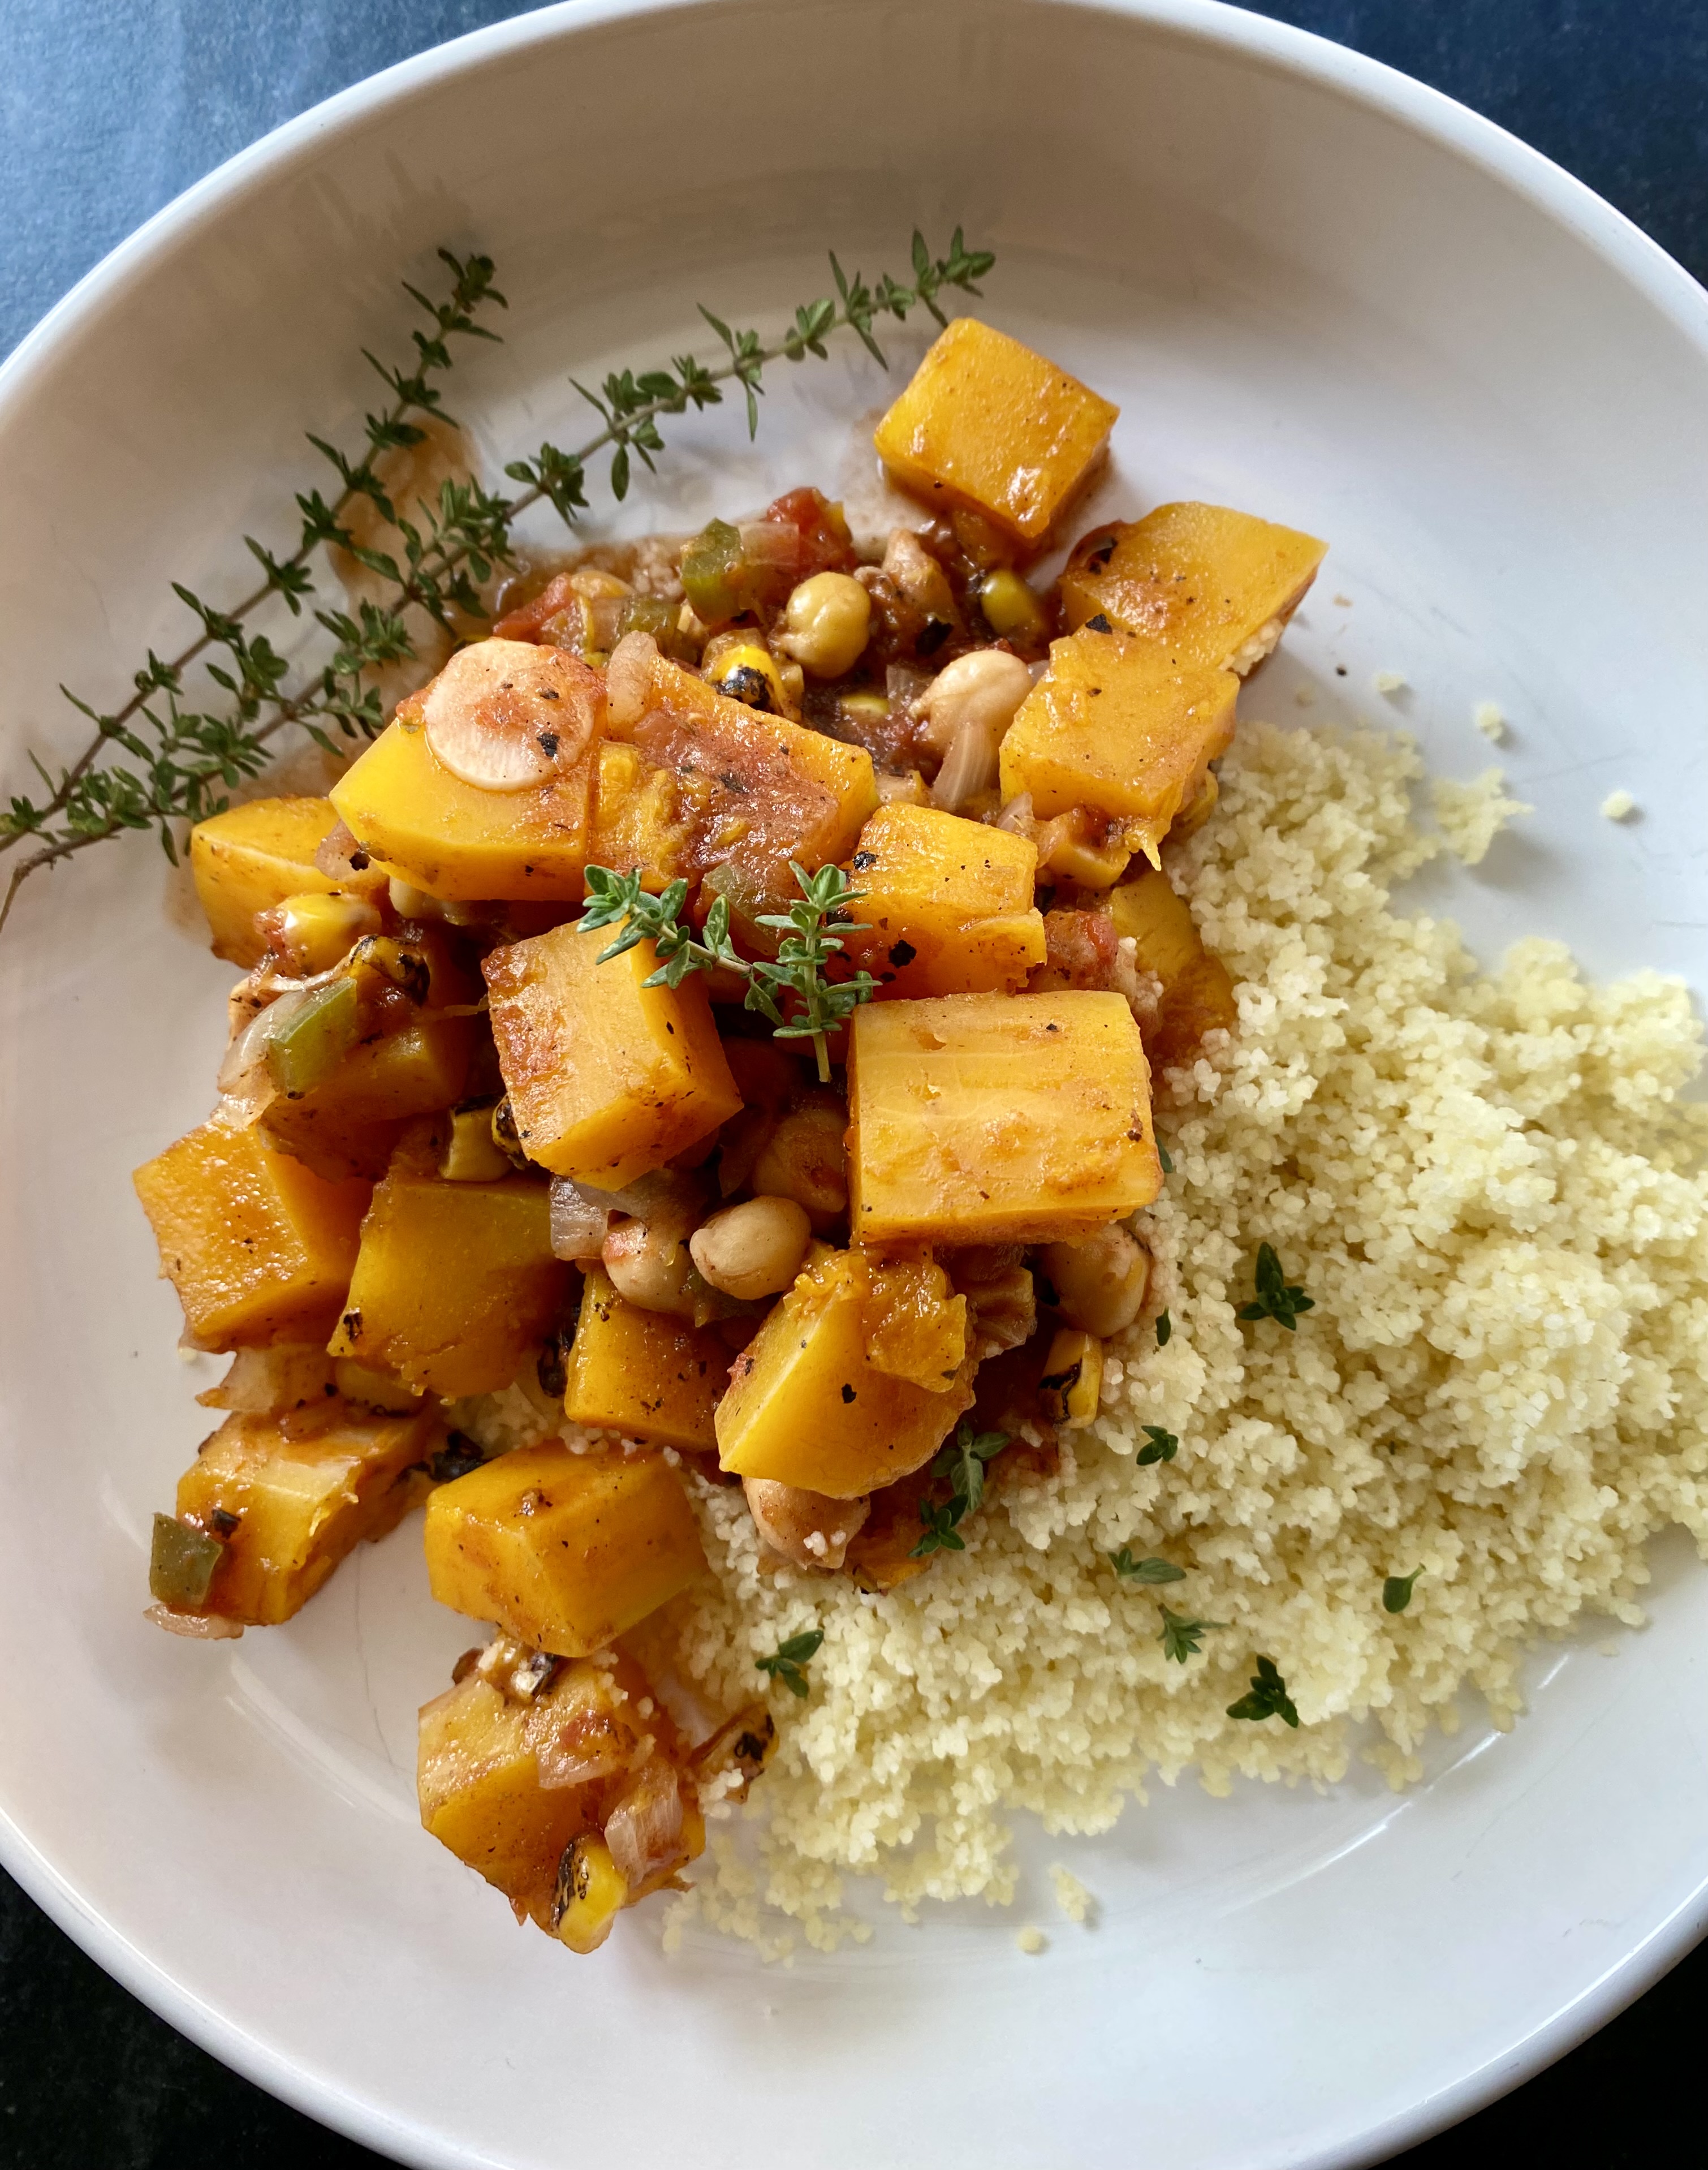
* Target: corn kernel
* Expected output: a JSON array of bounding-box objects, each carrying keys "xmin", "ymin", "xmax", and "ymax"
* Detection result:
[
  {"xmin": 978, "ymin": 570, "xmax": 1048, "ymax": 645},
  {"xmin": 438, "ymin": 1105, "xmax": 514, "ymax": 1183},
  {"xmin": 1038, "ymin": 1327, "xmax": 1103, "ymax": 1429},
  {"xmin": 705, "ymin": 638, "xmax": 791, "ymax": 715},
  {"xmin": 554, "ymin": 1835, "xmax": 629, "ymax": 1953}
]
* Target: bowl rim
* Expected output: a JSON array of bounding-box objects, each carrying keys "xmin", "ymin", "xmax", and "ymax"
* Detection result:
[{"xmin": 3, "ymin": 2, "xmax": 1706, "ymax": 2164}]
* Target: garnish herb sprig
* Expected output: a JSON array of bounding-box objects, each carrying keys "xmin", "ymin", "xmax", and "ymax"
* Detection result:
[
  {"xmin": 1137, "ymin": 1424, "xmax": 1178, "ymax": 1467},
  {"xmin": 579, "ymin": 861, "xmax": 877, "ymax": 1082},
  {"xmin": 912, "ymin": 1422, "xmax": 1010, "ymax": 1558},
  {"xmin": 756, "ymin": 1628, "xmax": 824, "ymax": 1700},
  {"xmin": 1383, "ymin": 1570, "xmax": 1422, "ymax": 1614},
  {"xmin": 1159, "ymin": 1608, "xmax": 1226, "ymax": 1664},
  {"xmin": 1239, "ymin": 1243, "xmax": 1314, "ymax": 1331},
  {"xmin": 1108, "ymin": 1548, "xmax": 1184, "ymax": 1587},
  {"xmin": 1, "ymin": 228, "xmax": 995, "ymax": 937},
  {"xmin": 1226, "ymin": 1655, "xmax": 1300, "ymax": 1727}
]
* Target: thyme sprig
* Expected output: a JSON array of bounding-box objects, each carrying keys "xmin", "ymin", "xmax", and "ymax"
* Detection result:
[
  {"xmin": 1, "ymin": 227, "xmax": 996, "ymax": 937},
  {"xmin": 1226, "ymin": 1655, "xmax": 1300, "ymax": 1727},
  {"xmin": 579, "ymin": 861, "xmax": 877, "ymax": 1082},
  {"xmin": 1239, "ymin": 1242, "xmax": 1314, "ymax": 1331},
  {"xmin": 911, "ymin": 1422, "xmax": 1010, "ymax": 1558}
]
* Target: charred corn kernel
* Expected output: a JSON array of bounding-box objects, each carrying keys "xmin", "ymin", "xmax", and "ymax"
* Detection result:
[
  {"xmin": 439, "ymin": 1104, "xmax": 514, "ymax": 1183},
  {"xmin": 875, "ymin": 768, "xmax": 930, "ymax": 805},
  {"xmin": 706, "ymin": 639, "xmax": 790, "ymax": 714},
  {"xmin": 777, "ymin": 571, "xmax": 872, "ymax": 678},
  {"xmin": 263, "ymin": 890, "xmax": 382, "ymax": 975},
  {"xmin": 1038, "ymin": 1327, "xmax": 1103, "ymax": 1429},
  {"xmin": 978, "ymin": 569, "xmax": 1048, "ymax": 644},
  {"xmin": 554, "ymin": 1835, "xmax": 629, "ymax": 1953}
]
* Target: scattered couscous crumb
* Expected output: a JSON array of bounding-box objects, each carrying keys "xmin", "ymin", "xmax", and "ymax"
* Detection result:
[
  {"xmin": 1016, "ymin": 1926, "xmax": 1047, "ymax": 1955},
  {"xmin": 1431, "ymin": 767, "xmax": 1532, "ymax": 863},
  {"xmin": 1333, "ymin": 593, "xmax": 1353, "ymax": 608},
  {"xmin": 1473, "ymin": 701, "xmax": 1507, "ymax": 742},
  {"xmin": 1294, "ymin": 687, "xmax": 1315, "ymax": 708},
  {"xmin": 1049, "ymin": 1865, "xmax": 1096, "ymax": 1925},
  {"xmin": 649, "ymin": 719, "xmax": 1706, "ymax": 1943},
  {"xmin": 1599, "ymin": 789, "xmax": 1637, "ymax": 821},
  {"xmin": 1373, "ymin": 670, "xmax": 1407, "ymax": 694}
]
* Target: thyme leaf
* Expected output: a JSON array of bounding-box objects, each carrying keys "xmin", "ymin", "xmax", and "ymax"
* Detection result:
[
  {"xmin": 912, "ymin": 1422, "xmax": 1010, "ymax": 1557},
  {"xmin": 1155, "ymin": 1310, "xmax": 1172, "ymax": 1346},
  {"xmin": 1383, "ymin": 1570, "xmax": 1422, "ymax": 1614},
  {"xmin": 1108, "ymin": 1548, "xmax": 1185, "ymax": 1586},
  {"xmin": 756, "ymin": 1627, "xmax": 824, "ymax": 1699},
  {"xmin": 1226, "ymin": 1655, "xmax": 1300, "ymax": 1727},
  {"xmin": 580, "ymin": 860, "xmax": 875, "ymax": 1081},
  {"xmin": 1238, "ymin": 1242, "xmax": 1314, "ymax": 1331},
  {"xmin": 1136, "ymin": 1424, "xmax": 1178, "ymax": 1467},
  {"xmin": 1159, "ymin": 1607, "xmax": 1226, "ymax": 1664}
]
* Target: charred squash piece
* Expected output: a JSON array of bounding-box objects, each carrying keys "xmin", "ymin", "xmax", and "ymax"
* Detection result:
[
  {"xmin": 423, "ymin": 1441, "xmax": 705, "ymax": 1657},
  {"xmin": 841, "ymin": 803, "xmax": 1045, "ymax": 997},
  {"xmin": 152, "ymin": 1400, "xmax": 437, "ymax": 1626},
  {"xmin": 327, "ymin": 1160, "xmax": 568, "ymax": 1399},
  {"xmin": 1059, "ymin": 502, "xmax": 1327, "ymax": 674},
  {"xmin": 482, "ymin": 922, "xmax": 742, "ymax": 1188},
  {"xmin": 873, "ymin": 318, "xmax": 1118, "ymax": 547},
  {"xmin": 848, "ymin": 991, "xmax": 1162, "ymax": 1246},
  {"xmin": 258, "ymin": 1015, "xmax": 475, "ymax": 1181},
  {"xmin": 133, "ymin": 1118, "xmax": 370, "ymax": 1350}
]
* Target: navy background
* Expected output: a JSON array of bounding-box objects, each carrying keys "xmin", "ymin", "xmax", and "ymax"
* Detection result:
[{"xmin": 1, "ymin": 2, "xmax": 1703, "ymax": 2163}]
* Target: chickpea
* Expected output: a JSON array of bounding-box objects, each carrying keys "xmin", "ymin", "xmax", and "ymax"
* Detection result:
[
  {"xmin": 744, "ymin": 1477, "xmax": 870, "ymax": 1573},
  {"xmin": 689, "ymin": 1195, "xmax": 812, "ymax": 1302},
  {"xmin": 912, "ymin": 648, "xmax": 1034, "ymax": 762},
  {"xmin": 777, "ymin": 571, "xmax": 872, "ymax": 679},
  {"xmin": 601, "ymin": 1218, "xmax": 697, "ymax": 1317},
  {"xmin": 1037, "ymin": 1224, "xmax": 1151, "ymax": 1338},
  {"xmin": 751, "ymin": 1100, "xmax": 848, "ymax": 1224}
]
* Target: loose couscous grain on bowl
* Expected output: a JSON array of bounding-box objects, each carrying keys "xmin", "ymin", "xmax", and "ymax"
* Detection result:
[{"xmin": 128, "ymin": 309, "xmax": 1708, "ymax": 1958}]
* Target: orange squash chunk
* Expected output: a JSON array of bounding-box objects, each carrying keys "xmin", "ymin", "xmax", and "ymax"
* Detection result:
[
  {"xmin": 423, "ymin": 1442, "xmax": 705, "ymax": 1657},
  {"xmin": 562, "ymin": 1266, "xmax": 728, "ymax": 1452},
  {"xmin": 189, "ymin": 796, "xmax": 384, "ymax": 967},
  {"xmin": 1108, "ymin": 863, "xmax": 1239, "ymax": 1072},
  {"xmin": 166, "ymin": 1402, "xmax": 436, "ymax": 1625},
  {"xmin": 848, "ymin": 992, "xmax": 1161, "ymax": 1246},
  {"xmin": 999, "ymin": 626, "xmax": 1236, "ymax": 867},
  {"xmin": 1059, "ymin": 502, "xmax": 1327, "ymax": 674},
  {"xmin": 483, "ymin": 922, "xmax": 742, "ymax": 1188},
  {"xmin": 842, "ymin": 803, "xmax": 1045, "ymax": 997},
  {"xmin": 873, "ymin": 317, "xmax": 1118, "ymax": 546},
  {"xmin": 133, "ymin": 1118, "xmax": 370, "ymax": 1349},
  {"xmin": 328, "ymin": 1162, "xmax": 568, "ymax": 1398}
]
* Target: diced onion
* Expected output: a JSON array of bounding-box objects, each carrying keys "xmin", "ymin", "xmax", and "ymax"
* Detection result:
[
  {"xmin": 604, "ymin": 630, "xmax": 658, "ymax": 731},
  {"xmin": 603, "ymin": 1759, "xmax": 684, "ymax": 1888},
  {"xmin": 215, "ymin": 985, "xmax": 318, "ymax": 1117},
  {"xmin": 739, "ymin": 519, "xmax": 799, "ymax": 569},
  {"xmin": 930, "ymin": 717, "xmax": 1000, "ymax": 810},
  {"xmin": 549, "ymin": 1178, "xmax": 611, "ymax": 1262}
]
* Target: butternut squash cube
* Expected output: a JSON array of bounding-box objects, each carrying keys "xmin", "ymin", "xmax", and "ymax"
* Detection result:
[
  {"xmin": 1060, "ymin": 502, "xmax": 1327, "ymax": 674},
  {"xmin": 423, "ymin": 1441, "xmax": 704, "ymax": 1656},
  {"xmin": 586, "ymin": 741, "xmax": 699, "ymax": 891},
  {"xmin": 563, "ymin": 1265, "xmax": 728, "ymax": 1452},
  {"xmin": 482, "ymin": 923, "xmax": 743, "ymax": 1187},
  {"xmin": 1108, "ymin": 863, "xmax": 1239, "ymax": 1072},
  {"xmin": 330, "ymin": 702, "xmax": 598, "ymax": 902},
  {"xmin": 848, "ymin": 992, "xmax": 1162, "ymax": 1245},
  {"xmin": 258, "ymin": 1014, "xmax": 475, "ymax": 1181},
  {"xmin": 189, "ymin": 796, "xmax": 383, "ymax": 967},
  {"xmin": 842, "ymin": 803, "xmax": 1045, "ymax": 997},
  {"xmin": 133, "ymin": 1118, "xmax": 370, "ymax": 1349},
  {"xmin": 418, "ymin": 1670, "xmax": 597, "ymax": 1926},
  {"xmin": 615, "ymin": 644, "xmax": 876, "ymax": 909},
  {"xmin": 863, "ymin": 1255, "xmax": 969, "ymax": 1390},
  {"xmin": 715, "ymin": 1247, "xmax": 971, "ymax": 1498},
  {"xmin": 999, "ymin": 627, "xmax": 1236, "ymax": 867},
  {"xmin": 873, "ymin": 317, "xmax": 1119, "ymax": 546},
  {"xmin": 167, "ymin": 1402, "xmax": 436, "ymax": 1625},
  {"xmin": 328, "ymin": 1164, "xmax": 568, "ymax": 1398}
]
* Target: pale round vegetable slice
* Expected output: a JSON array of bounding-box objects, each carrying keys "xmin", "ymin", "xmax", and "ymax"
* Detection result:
[{"xmin": 421, "ymin": 638, "xmax": 595, "ymax": 791}]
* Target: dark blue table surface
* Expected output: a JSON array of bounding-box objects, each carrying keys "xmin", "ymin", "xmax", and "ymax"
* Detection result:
[{"xmin": 1, "ymin": 4, "xmax": 1705, "ymax": 2165}]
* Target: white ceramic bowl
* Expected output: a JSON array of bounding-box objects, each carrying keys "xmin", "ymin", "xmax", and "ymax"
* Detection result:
[{"xmin": 3, "ymin": 3, "xmax": 1706, "ymax": 2164}]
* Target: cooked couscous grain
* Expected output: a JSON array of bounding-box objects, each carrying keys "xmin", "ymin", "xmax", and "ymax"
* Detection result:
[{"xmin": 662, "ymin": 720, "xmax": 1708, "ymax": 1938}]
